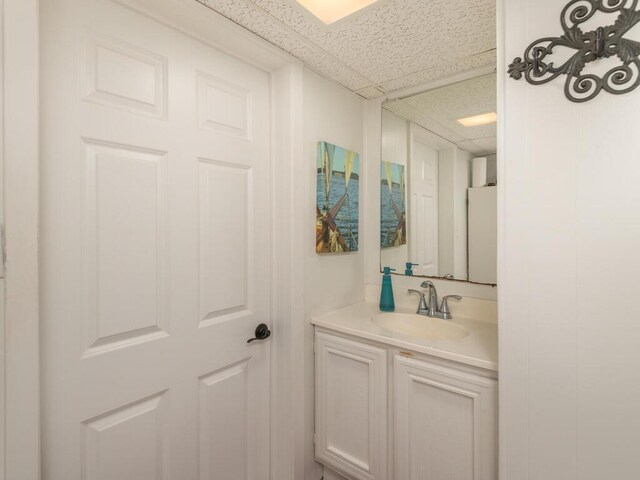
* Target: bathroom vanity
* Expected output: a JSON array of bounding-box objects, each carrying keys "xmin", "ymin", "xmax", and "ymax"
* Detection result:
[
  {"xmin": 313, "ymin": 64, "xmax": 499, "ymax": 480},
  {"xmin": 312, "ymin": 302, "xmax": 498, "ymax": 480}
]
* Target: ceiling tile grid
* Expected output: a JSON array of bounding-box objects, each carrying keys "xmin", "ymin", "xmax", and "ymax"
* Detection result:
[
  {"xmin": 196, "ymin": 0, "xmax": 496, "ymax": 97},
  {"xmin": 379, "ymin": 49, "xmax": 496, "ymax": 93}
]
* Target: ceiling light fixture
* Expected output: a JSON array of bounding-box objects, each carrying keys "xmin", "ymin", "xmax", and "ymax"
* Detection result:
[
  {"xmin": 456, "ymin": 112, "xmax": 497, "ymax": 127},
  {"xmin": 295, "ymin": 0, "xmax": 381, "ymax": 24}
]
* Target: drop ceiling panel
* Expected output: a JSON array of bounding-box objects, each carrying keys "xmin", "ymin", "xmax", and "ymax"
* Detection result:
[
  {"xmin": 473, "ymin": 136, "xmax": 498, "ymax": 152},
  {"xmin": 196, "ymin": 0, "xmax": 496, "ymax": 97},
  {"xmin": 384, "ymin": 73, "xmax": 497, "ymax": 155}
]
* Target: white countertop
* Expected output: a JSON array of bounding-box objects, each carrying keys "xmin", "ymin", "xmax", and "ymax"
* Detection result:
[{"xmin": 311, "ymin": 302, "xmax": 498, "ymax": 372}]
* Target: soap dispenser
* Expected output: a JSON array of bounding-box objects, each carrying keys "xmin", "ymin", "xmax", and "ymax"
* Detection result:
[
  {"xmin": 405, "ymin": 262, "xmax": 419, "ymax": 276},
  {"xmin": 380, "ymin": 267, "xmax": 396, "ymax": 312}
]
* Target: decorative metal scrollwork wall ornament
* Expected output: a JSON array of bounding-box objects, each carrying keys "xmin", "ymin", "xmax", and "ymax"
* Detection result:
[{"xmin": 508, "ymin": 0, "xmax": 640, "ymax": 102}]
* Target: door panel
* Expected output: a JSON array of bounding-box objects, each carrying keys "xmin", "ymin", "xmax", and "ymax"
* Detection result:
[
  {"xmin": 198, "ymin": 361, "xmax": 250, "ymax": 480},
  {"xmin": 82, "ymin": 392, "xmax": 169, "ymax": 480},
  {"xmin": 41, "ymin": 0, "xmax": 271, "ymax": 478},
  {"xmin": 82, "ymin": 35, "xmax": 168, "ymax": 119},
  {"xmin": 82, "ymin": 140, "xmax": 170, "ymax": 356},
  {"xmin": 198, "ymin": 159, "xmax": 251, "ymax": 325},
  {"xmin": 197, "ymin": 72, "xmax": 251, "ymax": 139}
]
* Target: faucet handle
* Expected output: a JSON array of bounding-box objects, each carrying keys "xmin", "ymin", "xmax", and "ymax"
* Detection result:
[
  {"xmin": 440, "ymin": 295, "xmax": 462, "ymax": 319},
  {"xmin": 443, "ymin": 295, "xmax": 462, "ymax": 301},
  {"xmin": 408, "ymin": 289, "xmax": 428, "ymax": 313}
]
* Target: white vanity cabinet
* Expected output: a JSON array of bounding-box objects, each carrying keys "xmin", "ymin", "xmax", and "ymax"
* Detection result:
[
  {"xmin": 394, "ymin": 354, "xmax": 498, "ymax": 480},
  {"xmin": 315, "ymin": 331, "xmax": 388, "ymax": 480},
  {"xmin": 315, "ymin": 329, "xmax": 498, "ymax": 480}
]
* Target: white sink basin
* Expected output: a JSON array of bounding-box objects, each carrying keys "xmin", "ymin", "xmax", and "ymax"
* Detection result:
[{"xmin": 372, "ymin": 313, "xmax": 469, "ymax": 341}]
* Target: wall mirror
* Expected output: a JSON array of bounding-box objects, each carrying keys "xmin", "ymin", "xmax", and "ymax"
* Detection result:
[{"xmin": 380, "ymin": 72, "xmax": 497, "ymax": 285}]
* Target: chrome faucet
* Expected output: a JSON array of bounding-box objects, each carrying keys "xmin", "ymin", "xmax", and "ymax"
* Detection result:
[
  {"xmin": 408, "ymin": 281, "xmax": 462, "ymax": 320},
  {"xmin": 422, "ymin": 281, "xmax": 438, "ymax": 317}
]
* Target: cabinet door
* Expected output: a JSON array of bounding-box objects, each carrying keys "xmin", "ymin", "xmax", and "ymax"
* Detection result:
[
  {"xmin": 394, "ymin": 355, "xmax": 498, "ymax": 480},
  {"xmin": 315, "ymin": 331, "xmax": 388, "ymax": 480}
]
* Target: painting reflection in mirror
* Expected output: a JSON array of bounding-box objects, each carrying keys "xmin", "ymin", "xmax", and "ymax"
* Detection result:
[{"xmin": 380, "ymin": 161, "xmax": 406, "ymax": 249}]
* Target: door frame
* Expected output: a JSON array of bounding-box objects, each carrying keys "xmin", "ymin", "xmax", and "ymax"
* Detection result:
[
  {"xmin": 2, "ymin": 0, "xmax": 306, "ymax": 479},
  {"xmin": 3, "ymin": 0, "xmax": 40, "ymax": 479}
]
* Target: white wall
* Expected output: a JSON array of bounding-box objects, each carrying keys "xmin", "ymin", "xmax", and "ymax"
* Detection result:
[
  {"xmin": 380, "ymin": 109, "xmax": 409, "ymax": 272},
  {"xmin": 302, "ymin": 67, "xmax": 365, "ymax": 479},
  {"xmin": 303, "ymin": 68, "xmax": 365, "ymax": 317},
  {"xmin": 500, "ymin": 1, "xmax": 640, "ymax": 479},
  {"xmin": 468, "ymin": 186, "xmax": 497, "ymax": 284},
  {"xmin": 439, "ymin": 146, "xmax": 472, "ymax": 279},
  {"xmin": 381, "ymin": 110, "xmax": 407, "ymax": 168},
  {"xmin": 485, "ymin": 153, "xmax": 497, "ymax": 185},
  {"xmin": 454, "ymin": 149, "xmax": 472, "ymax": 279},
  {"xmin": 439, "ymin": 147, "xmax": 455, "ymax": 275}
]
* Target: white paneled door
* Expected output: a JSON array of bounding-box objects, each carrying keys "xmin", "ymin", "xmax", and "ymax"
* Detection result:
[
  {"xmin": 40, "ymin": 1, "xmax": 271, "ymax": 479},
  {"xmin": 409, "ymin": 125, "xmax": 439, "ymax": 277}
]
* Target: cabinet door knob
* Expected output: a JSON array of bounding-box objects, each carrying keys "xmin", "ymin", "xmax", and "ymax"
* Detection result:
[{"xmin": 247, "ymin": 324, "xmax": 271, "ymax": 343}]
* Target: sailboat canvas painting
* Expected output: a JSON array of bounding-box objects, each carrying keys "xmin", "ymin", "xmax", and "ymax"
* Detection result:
[{"xmin": 316, "ymin": 141, "xmax": 360, "ymax": 254}]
